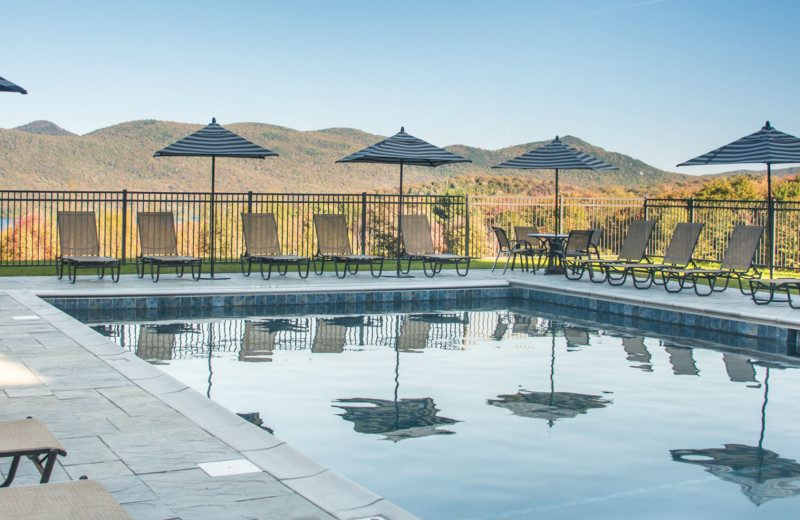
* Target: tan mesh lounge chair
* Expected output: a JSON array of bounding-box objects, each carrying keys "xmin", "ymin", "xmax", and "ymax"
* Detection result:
[
  {"xmin": 750, "ymin": 277, "xmax": 800, "ymax": 307},
  {"xmin": 56, "ymin": 211, "xmax": 120, "ymax": 283},
  {"xmin": 605, "ymin": 223, "xmax": 704, "ymax": 289},
  {"xmin": 136, "ymin": 212, "xmax": 202, "ymax": 282},
  {"xmin": 662, "ymin": 225, "xmax": 763, "ymax": 296},
  {"xmin": 401, "ymin": 215, "xmax": 470, "ymax": 277},
  {"xmin": 567, "ymin": 220, "xmax": 656, "ymax": 282},
  {"xmin": 559, "ymin": 230, "xmax": 594, "ymax": 279},
  {"xmin": 0, "ymin": 480, "xmax": 133, "ymax": 520},
  {"xmin": 312, "ymin": 214, "xmax": 383, "ymax": 278},
  {"xmin": 0, "ymin": 418, "xmax": 67, "ymax": 487},
  {"xmin": 240, "ymin": 213, "xmax": 310, "ymax": 279}
]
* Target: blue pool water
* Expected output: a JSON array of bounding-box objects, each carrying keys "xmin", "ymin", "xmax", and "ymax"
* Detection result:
[{"xmin": 84, "ymin": 304, "xmax": 800, "ymax": 520}]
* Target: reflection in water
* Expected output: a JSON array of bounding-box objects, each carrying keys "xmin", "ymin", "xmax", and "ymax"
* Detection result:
[
  {"xmin": 671, "ymin": 367, "xmax": 800, "ymax": 505},
  {"xmin": 488, "ymin": 325, "xmax": 611, "ymax": 426},
  {"xmin": 665, "ymin": 345, "xmax": 700, "ymax": 376},
  {"xmin": 621, "ymin": 336, "xmax": 653, "ymax": 372},
  {"xmin": 136, "ymin": 323, "xmax": 196, "ymax": 364},
  {"xmin": 724, "ymin": 353, "xmax": 757, "ymax": 383},
  {"xmin": 334, "ymin": 314, "xmax": 460, "ymax": 442}
]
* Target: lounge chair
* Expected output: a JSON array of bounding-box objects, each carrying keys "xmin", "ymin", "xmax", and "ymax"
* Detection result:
[
  {"xmin": 397, "ymin": 315, "xmax": 432, "ymax": 352},
  {"xmin": 567, "ymin": 220, "xmax": 656, "ymax": 282},
  {"xmin": 492, "ymin": 227, "xmax": 539, "ymax": 274},
  {"xmin": 400, "ymin": 215, "xmax": 470, "ymax": 277},
  {"xmin": 136, "ymin": 212, "xmax": 202, "ymax": 282},
  {"xmin": 56, "ymin": 211, "xmax": 120, "ymax": 283},
  {"xmin": 135, "ymin": 326, "xmax": 174, "ymax": 364},
  {"xmin": 662, "ymin": 225, "xmax": 763, "ymax": 296},
  {"xmin": 312, "ymin": 318, "xmax": 347, "ymax": 353},
  {"xmin": 605, "ymin": 223, "xmax": 704, "ymax": 289},
  {"xmin": 240, "ymin": 213, "xmax": 310, "ymax": 279},
  {"xmin": 559, "ymin": 230, "xmax": 594, "ymax": 279},
  {"xmin": 749, "ymin": 277, "xmax": 800, "ymax": 307},
  {"xmin": 240, "ymin": 321, "xmax": 276, "ymax": 362},
  {"xmin": 0, "ymin": 418, "xmax": 67, "ymax": 487},
  {"xmin": 0, "ymin": 480, "xmax": 133, "ymax": 519},
  {"xmin": 312, "ymin": 214, "xmax": 383, "ymax": 278}
]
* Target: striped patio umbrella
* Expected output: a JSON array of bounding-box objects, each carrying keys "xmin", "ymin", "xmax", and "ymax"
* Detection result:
[
  {"xmin": 678, "ymin": 121, "xmax": 800, "ymax": 276},
  {"xmin": 492, "ymin": 136, "xmax": 616, "ymax": 233},
  {"xmin": 154, "ymin": 118, "xmax": 279, "ymax": 278},
  {"xmin": 0, "ymin": 76, "xmax": 27, "ymax": 94},
  {"xmin": 337, "ymin": 127, "xmax": 471, "ymax": 275}
]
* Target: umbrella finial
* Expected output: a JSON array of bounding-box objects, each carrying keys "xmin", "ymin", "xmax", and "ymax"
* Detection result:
[
  {"xmin": 400, "ymin": 126, "xmax": 405, "ymax": 133},
  {"xmin": 555, "ymin": 135, "xmax": 560, "ymax": 141},
  {"xmin": 765, "ymin": 121, "xmax": 771, "ymax": 129},
  {"xmin": 212, "ymin": 117, "xmax": 216, "ymax": 124}
]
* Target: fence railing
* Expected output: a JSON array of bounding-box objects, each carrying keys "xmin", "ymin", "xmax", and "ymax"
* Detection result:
[{"xmin": 2, "ymin": 190, "xmax": 800, "ymax": 270}]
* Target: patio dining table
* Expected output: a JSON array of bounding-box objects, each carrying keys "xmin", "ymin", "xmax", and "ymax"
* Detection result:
[{"xmin": 528, "ymin": 233, "xmax": 569, "ymax": 274}]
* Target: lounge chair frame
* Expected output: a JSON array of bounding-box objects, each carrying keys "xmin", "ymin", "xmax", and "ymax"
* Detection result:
[
  {"xmin": 240, "ymin": 213, "xmax": 310, "ymax": 279},
  {"xmin": 662, "ymin": 225, "xmax": 763, "ymax": 296},
  {"xmin": 312, "ymin": 214, "xmax": 383, "ymax": 278},
  {"xmin": 605, "ymin": 223, "xmax": 704, "ymax": 289},
  {"xmin": 570, "ymin": 220, "xmax": 656, "ymax": 282},
  {"xmin": 0, "ymin": 418, "xmax": 67, "ymax": 487},
  {"xmin": 400, "ymin": 215, "xmax": 470, "ymax": 277},
  {"xmin": 56, "ymin": 211, "xmax": 120, "ymax": 283},
  {"xmin": 136, "ymin": 212, "xmax": 202, "ymax": 282},
  {"xmin": 750, "ymin": 278, "xmax": 800, "ymax": 307}
]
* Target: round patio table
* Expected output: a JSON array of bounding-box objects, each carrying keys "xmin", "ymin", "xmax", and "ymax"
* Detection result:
[{"xmin": 528, "ymin": 233, "xmax": 569, "ymax": 274}]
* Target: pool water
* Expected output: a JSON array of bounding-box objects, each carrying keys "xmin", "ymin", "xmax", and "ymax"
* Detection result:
[{"xmin": 88, "ymin": 307, "xmax": 800, "ymax": 520}]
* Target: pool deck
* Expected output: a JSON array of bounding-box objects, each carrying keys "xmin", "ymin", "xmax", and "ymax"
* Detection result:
[{"xmin": 1, "ymin": 268, "xmax": 799, "ymax": 520}]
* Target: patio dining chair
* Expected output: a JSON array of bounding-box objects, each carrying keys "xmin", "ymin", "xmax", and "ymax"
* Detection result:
[
  {"xmin": 312, "ymin": 214, "xmax": 384, "ymax": 278},
  {"xmin": 56, "ymin": 211, "xmax": 120, "ymax": 283},
  {"xmin": 0, "ymin": 418, "xmax": 67, "ymax": 487},
  {"xmin": 492, "ymin": 227, "xmax": 539, "ymax": 274},
  {"xmin": 559, "ymin": 230, "xmax": 594, "ymax": 279},
  {"xmin": 662, "ymin": 225, "xmax": 763, "ymax": 296},
  {"xmin": 240, "ymin": 213, "xmax": 311, "ymax": 279},
  {"xmin": 569, "ymin": 220, "xmax": 656, "ymax": 282},
  {"xmin": 136, "ymin": 212, "xmax": 202, "ymax": 282},
  {"xmin": 400, "ymin": 214, "xmax": 470, "ymax": 277},
  {"xmin": 515, "ymin": 226, "xmax": 549, "ymax": 272},
  {"xmin": 605, "ymin": 223, "xmax": 704, "ymax": 289}
]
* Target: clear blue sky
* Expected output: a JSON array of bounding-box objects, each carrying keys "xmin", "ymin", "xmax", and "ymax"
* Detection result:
[{"xmin": 2, "ymin": 0, "xmax": 798, "ymax": 174}]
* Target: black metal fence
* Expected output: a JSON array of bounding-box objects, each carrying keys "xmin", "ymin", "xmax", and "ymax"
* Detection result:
[{"xmin": 2, "ymin": 190, "xmax": 800, "ymax": 270}]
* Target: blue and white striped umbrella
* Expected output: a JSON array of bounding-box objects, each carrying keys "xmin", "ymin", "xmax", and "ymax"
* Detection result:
[
  {"xmin": 493, "ymin": 136, "xmax": 617, "ymax": 232},
  {"xmin": 0, "ymin": 76, "xmax": 27, "ymax": 94},
  {"xmin": 154, "ymin": 118, "xmax": 279, "ymax": 278},
  {"xmin": 678, "ymin": 121, "xmax": 800, "ymax": 276},
  {"xmin": 337, "ymin": 127, "xmax": 471, "ymax": 274}
]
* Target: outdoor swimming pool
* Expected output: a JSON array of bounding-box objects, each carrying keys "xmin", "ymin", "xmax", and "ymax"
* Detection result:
[{"xmin": 78, "ymin": 302, "xmax": 800, "ymax": 520}]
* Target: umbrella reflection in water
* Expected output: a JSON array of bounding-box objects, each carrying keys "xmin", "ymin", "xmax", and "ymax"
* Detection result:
[
  {"xmin": 488, "ymin": 322, "xmax": 611, "ymax": 427},
  {"xmin": 334, "ymin": 314, "xmax": 460, "ymax": 442},
  {"xmin": 671, "ymin": 364, "xmax": 800, "ymax": 505}
]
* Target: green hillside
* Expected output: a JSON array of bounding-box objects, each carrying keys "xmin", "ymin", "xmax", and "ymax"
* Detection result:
[{"xmin": 0, "ymin": 119, "xmax": 691, "ymax": 193}]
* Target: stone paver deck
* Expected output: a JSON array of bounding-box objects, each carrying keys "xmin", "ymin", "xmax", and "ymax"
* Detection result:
[{"xmin": 1, "ymin": 268, "xmax": 798, "ymax": 519}]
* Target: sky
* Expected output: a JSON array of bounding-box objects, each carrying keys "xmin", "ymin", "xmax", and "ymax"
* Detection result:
[{"xmin": 2, "ymin": 0, "xmax": 799, "ymax": 175}]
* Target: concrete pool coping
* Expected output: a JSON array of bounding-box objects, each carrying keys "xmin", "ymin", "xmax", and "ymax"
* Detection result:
[{"xmin": 2, "ymin": 269, "xmax": 799, "ymax": 519}]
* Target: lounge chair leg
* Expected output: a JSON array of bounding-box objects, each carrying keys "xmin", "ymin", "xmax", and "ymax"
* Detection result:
[
  {"xmin": 1, "ymin": 456, "xmax": 21, "ymax": 487},
  {"xmin": 456, "ymin": 260, "xmax": 470, "ymax": 276},
  {"xmin": 298, "ymin": 260, "xmax": 310, "ymax": 279}
]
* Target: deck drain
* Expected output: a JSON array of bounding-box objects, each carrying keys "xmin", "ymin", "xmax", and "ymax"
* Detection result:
[{"xmin": 198, "ymin": 459, "xmax": 262, "ymax": 477}]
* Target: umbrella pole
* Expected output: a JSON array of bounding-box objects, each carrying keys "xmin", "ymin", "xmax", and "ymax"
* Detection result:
[
  {"xmin": 397, "ymin": 160, "xmax": 404, "ymax": 275},
  {"xmin": 210, "ymin": 156, "xmax": 216, "ymax": 278},
  {"xmin": 768, "ymin": 164, "xmax": 774, "ymax": 278},
  {"xmin": 554, "ymin": 169, "xmax": 560, "ymax": 234}
]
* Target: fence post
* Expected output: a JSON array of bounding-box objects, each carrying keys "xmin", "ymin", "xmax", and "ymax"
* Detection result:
[
  {"xmin": 643, "ymin": 198, "xmax": 649, "ymax": 221},
  {"xmin": 465, "ymin": 194, "xmax": 470, "ymax": 257},
  {"xmin": 247, "ymin": 190, "xmax": 253, "ymax": 213},
  {"xmin": 121, "ymin": 189, "xmax": 128, "ymax": 265},
  {"xmin": 361, "ymin": 192, "xmax": 367, "ymax": 255},
  {"xmin": 559, "ymin": 195, "xmax": 564, "ymax": 234},
  {"xmin": 688, "ymin": 198, "xmax": 694, "ymax": 223}
]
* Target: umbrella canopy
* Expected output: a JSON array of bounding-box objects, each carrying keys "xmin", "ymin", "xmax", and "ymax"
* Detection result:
[
  {"xmin": 678, "ymin": 121, "xmax": 800, "ymax": 276},
  {"xmin": 154, "ymin": 118, "xmax": 278, "ymax": 278},
  {"xmin": 0, "ymin": 76, "xmax": 27, "ymax": 94},
  {"xmin": 336, "ymin": 127, "xmax": 471, "ymax": 275},
  {"xmin": 493, "ymin": 136, "xmax": 617, "ymax": 233}
]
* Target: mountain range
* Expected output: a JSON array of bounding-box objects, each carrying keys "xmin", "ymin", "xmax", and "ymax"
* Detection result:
[{"xmin": 0, "ymin": 119, "xmax": 790, "ymax": 194}]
